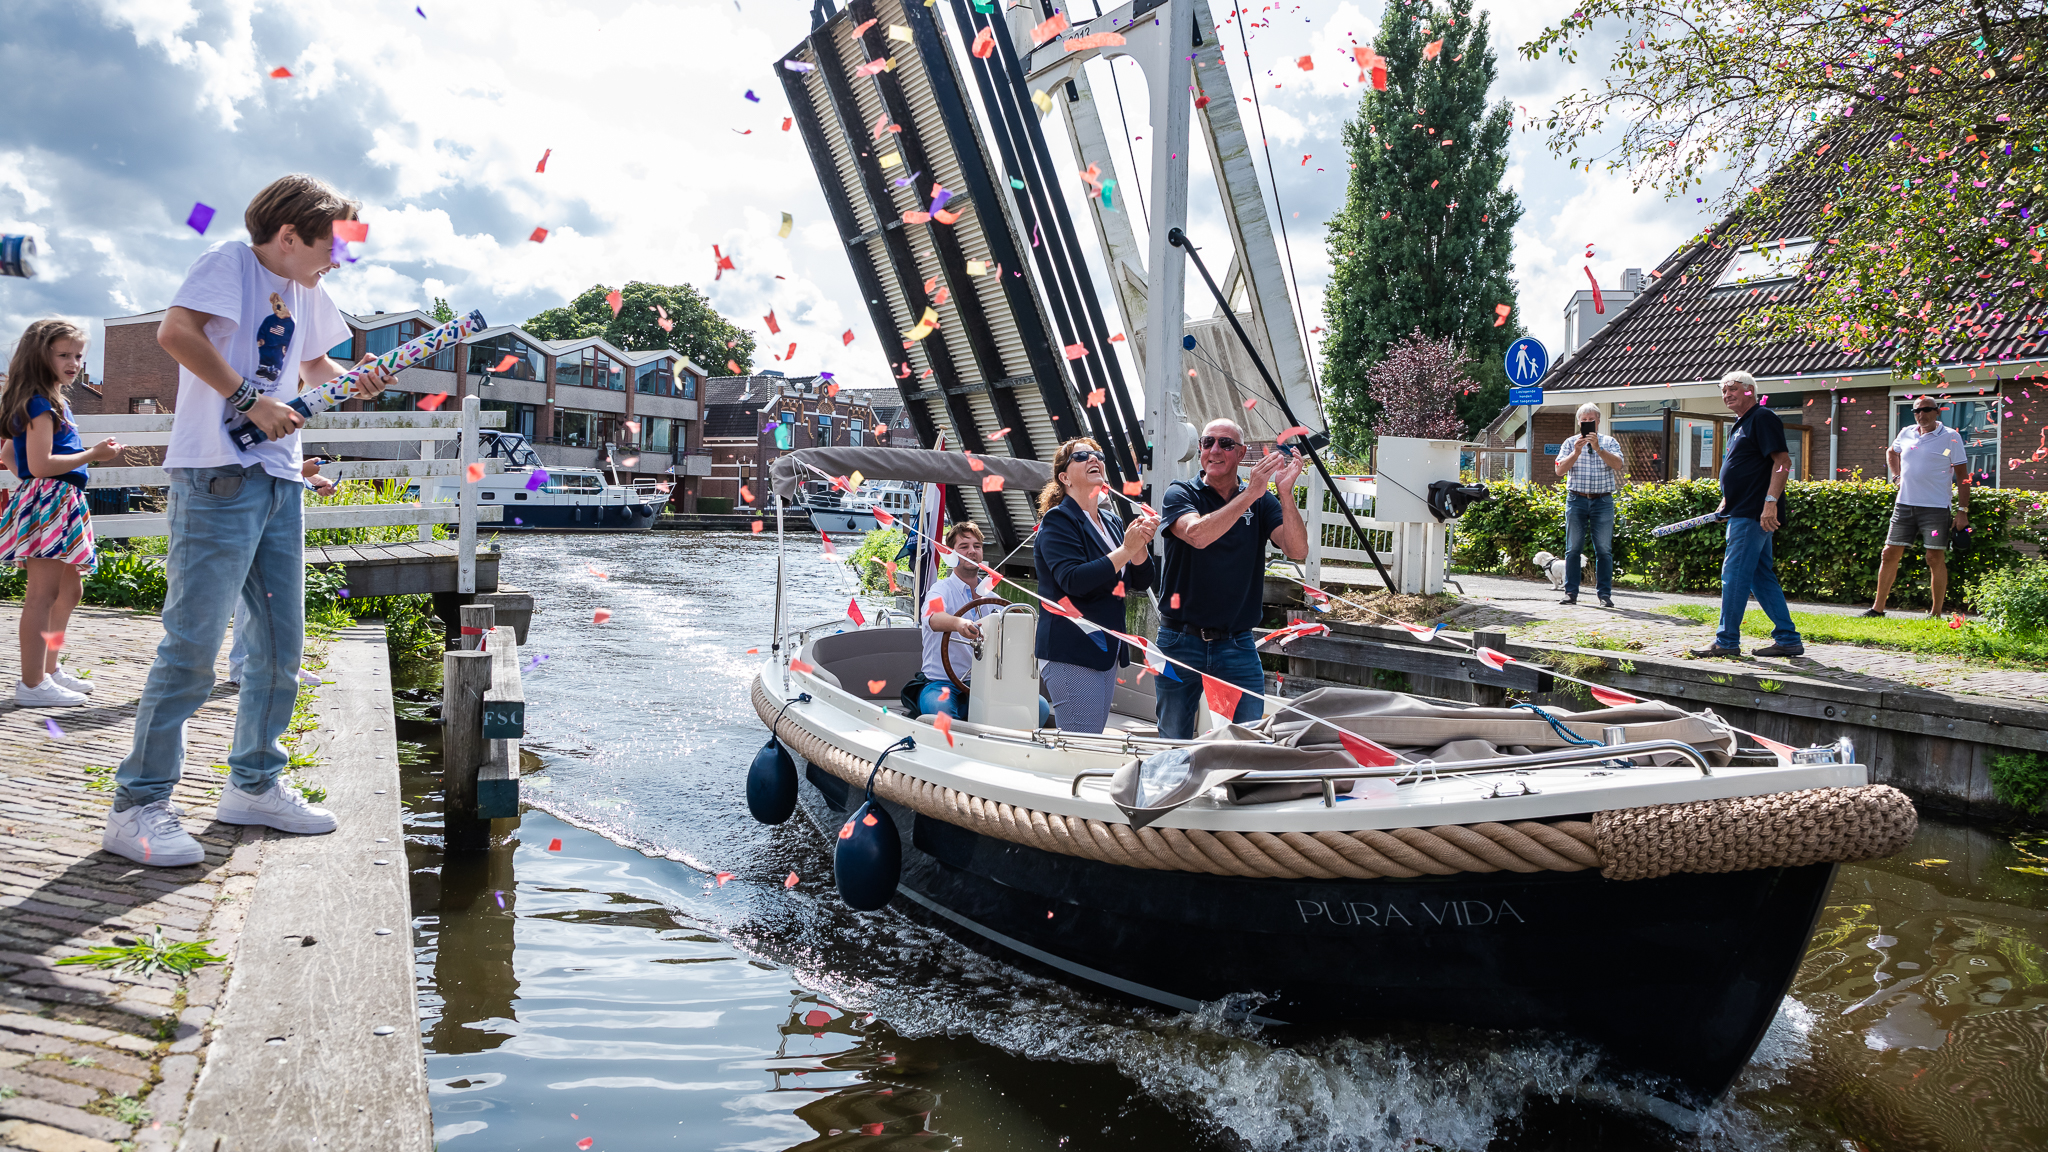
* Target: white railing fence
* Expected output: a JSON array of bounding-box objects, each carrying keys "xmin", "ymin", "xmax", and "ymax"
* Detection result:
[
  {"xmin": 1289, "ymin": 468, "xmax": 1453, "ymax": 595},
  {"xmin": 3, "ymin": 398, "xmax": 505, "ymax": 594}
]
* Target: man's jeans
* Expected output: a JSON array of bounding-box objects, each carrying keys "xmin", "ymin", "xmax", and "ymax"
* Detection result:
[
  {"xmin": 1156, "ymin": 629, "xmax": 1264, "ymax": 740},
  {"xmin": 1717, "ymin": 515, "xmax": 1802, "ymax": 651},
  {"xmin": 116, "ymin": 466, "xmax": 305, "ymax": 808},
  {"xmin": 1564, "ymin": 491, "xmax": 1615, "ymax": 600}
]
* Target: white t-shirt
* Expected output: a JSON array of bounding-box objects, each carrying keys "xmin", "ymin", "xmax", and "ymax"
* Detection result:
[
  {"xmin": 1891, "ymin": 423, "xmax": 1969, "ymax": 509},
  {"xmin": 921, "ymin": 571, "xmax": 999, "ymax": 683},
  {"xmin": 163, "ymin": 241, "xmax": 351, "ymax": 482}
]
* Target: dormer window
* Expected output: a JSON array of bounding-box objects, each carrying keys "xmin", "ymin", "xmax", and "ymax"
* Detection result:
[{"xmin": 1714, "ymin": 238, "xmax": 1818, "ymax": 288}]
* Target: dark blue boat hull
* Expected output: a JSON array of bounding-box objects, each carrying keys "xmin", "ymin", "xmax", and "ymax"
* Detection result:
[
  {"xmin": 492, "ymin": 502, "xmax": 659, "ymax": 531},
  {"xmin": 794, "ymin": 763, "xmax": 1833, "ymax": 1103}
]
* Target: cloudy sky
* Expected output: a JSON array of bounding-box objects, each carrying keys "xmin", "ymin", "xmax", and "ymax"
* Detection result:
[{"xmin": 0, "ymin": 0, "xmax": 1719, "ymax": 401}]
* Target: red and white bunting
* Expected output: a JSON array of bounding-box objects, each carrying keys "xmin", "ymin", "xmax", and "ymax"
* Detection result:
[
  {"xmin": 1476, "ymin": 647, "xmax": 1513, "ymax": 671},
  {"xmin": 1588, "ymin": 684, "xmax": 1639, "ymax": 708},
  {"xmin": 1336, "ymin": 729, "xmax": 1402, "ymax": 768}
]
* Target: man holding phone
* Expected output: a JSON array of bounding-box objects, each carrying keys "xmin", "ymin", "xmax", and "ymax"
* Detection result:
[{"xmin": 1552, "ymin": 402, "xmax": 1625, "ymax": 607}]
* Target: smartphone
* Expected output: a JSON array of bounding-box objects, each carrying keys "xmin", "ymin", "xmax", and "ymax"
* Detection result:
[{"xmin": 1578, "ymin": 420, "xmax": 1597, "ymax": 437}]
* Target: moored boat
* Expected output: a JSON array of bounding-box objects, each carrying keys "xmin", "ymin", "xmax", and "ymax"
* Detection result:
[
  {"xmin": 799, "ymin": 476, "xmax": 922, "ymax": 535},
  {"xmin": 741, "ymin": 447, "xmax": 1917, "ymax": 1106},
  {"xmin": 411, "ymin": 430, "xmax": 668, "ymax": 532}
]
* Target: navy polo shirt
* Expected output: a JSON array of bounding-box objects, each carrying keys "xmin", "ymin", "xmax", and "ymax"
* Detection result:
[
  {"xmin": 1160, "ymin": 477, "xmax": 1285, "ymax": 632},
  {"xmin": 1721, "ymin": 404, "xmax": 1789, "ymax": 520}
]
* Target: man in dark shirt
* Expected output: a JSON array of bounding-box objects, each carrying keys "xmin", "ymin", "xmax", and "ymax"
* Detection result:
[
  {"xmin": 1691, "ymin": 370, "xmax": 1804, "ymax": 659},
  {"xmin": 1156, "ymin": 418, "xmax": 1308, "ymax": 738}
]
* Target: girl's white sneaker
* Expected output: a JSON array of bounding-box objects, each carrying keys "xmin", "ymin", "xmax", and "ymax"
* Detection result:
[
  {"xmin": 15, "ymin": 678, "xmax": 87, "ymax": 707},
  {"xmin": 49, "ymin": 665, "xmax": 94, "ymax": 695}
]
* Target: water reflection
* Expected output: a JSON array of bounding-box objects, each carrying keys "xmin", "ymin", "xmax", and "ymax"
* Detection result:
[{"xmin": 396, "ymin": 531, "xmax": 2047, "ymax": 1152}]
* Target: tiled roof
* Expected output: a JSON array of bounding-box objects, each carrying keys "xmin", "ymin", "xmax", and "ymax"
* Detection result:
[
  {"xmin": 704, "ymin": 401, "xmax": 764, "ymax": 439},
  {"xmin": 1545, "ymin": 133, "xmax": 2047, "ymax": 393}
]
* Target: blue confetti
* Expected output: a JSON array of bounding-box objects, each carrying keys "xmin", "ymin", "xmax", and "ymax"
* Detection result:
[
  {"xmin": 744, "ymin": 90, "xmax": 760, "ymax": 102},
  {"xmin": 45, "ymin": 718, "xmax": 64, "ymax": 739},
  {"xmin": 186, "ymin": 202, "xmax": 215, "ymax": 234}
]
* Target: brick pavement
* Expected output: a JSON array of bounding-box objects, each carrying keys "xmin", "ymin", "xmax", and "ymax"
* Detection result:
[{"xmin": 0, "ymin": 605, "xmax": 305, "ymax": 1152}]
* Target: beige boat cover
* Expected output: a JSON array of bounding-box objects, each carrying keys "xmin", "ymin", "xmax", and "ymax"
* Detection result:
[
  {"xmin": 769, "ymin": 446, "xmax": 1052, "ymax": 501},
  {"xmin": 1109, "ymin": 687, "xmax": 1738, "ymax": 826}
]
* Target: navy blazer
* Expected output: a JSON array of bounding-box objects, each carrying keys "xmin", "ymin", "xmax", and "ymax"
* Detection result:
[{"xmin": 1034, "ymin": 495, "xmax": 1157, "ymax": 670}]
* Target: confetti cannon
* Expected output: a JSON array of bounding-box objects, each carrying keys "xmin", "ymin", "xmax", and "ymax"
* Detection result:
[
  {"xmin": 0, "ymin": 235, "xmax": 34, "ymax": 279},
  {"xmin": 229, "ymin": 308, "xmax": 488, "ymax": 450},
  {"xmin": 1649, "ymin": 510, "xmax": 1729, "ymax": 538}
]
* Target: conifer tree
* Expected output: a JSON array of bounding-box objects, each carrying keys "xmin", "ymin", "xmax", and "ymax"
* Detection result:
[{"xmin": 1321, "ymin": 0, "xmax": 1524, "ymax": 449}]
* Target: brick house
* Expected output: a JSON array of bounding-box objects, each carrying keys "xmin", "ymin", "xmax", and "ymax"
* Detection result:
[
  {"xmin": 698, "ymin": 374, "xmax": 885, "ymax": 508},
  {"xmin": 92, "ymin": 309, "xmax": 717, "ymax": 508},
  {"xmin": 1489, "ymin": 164, "xmax": 2045, "ymax": 494}
]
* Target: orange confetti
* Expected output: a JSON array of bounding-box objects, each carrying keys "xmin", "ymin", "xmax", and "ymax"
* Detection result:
[
  {"xmin": 592, "ymin": 608, "xmax": 612, "ymax": 624},
  {"xmin": 751, "ymin": 520, "xmax": 764, "ymax": 533},
  {"xmin": 1064, "ymin": 343, "xmax": 1089, "ymax": 360},
  {"xmin": 418, "ymin": 393, "xmax": 449, "ymax": 411},
  {"xmin": 982, "ymin": 474, "xmax": 1006, "ymax": 492},
  {"xmin": 934, "ymin": 712, "xmax": 955, "ymax": 746},
  {"xmin": 1086, "ymin": 388, "xmax": 1106, "ymax": 407},
  {"xmin": 790, "ymin": 659, "xmax": 815, "ymax": 674},
  {"xmin": 867, "ymin": 679, "xmax": 887, "ymax": 694},
  {"xmin": 529, "ymin": 227, "xmax": 548, "ymax": 243},
  {"xmin": 587, "ymin": 565, "xmax": 608, "ymax": 578},
  {"xmin": 39, "ymin": 631, "xmax": 64, "ymax": 652},
  {"xmin": 715, "ymin": 871, "xmax": 735, "ymax": 886},
  {"xmin": 1123, "ymin": 481, "xmax": 1142, "ymax": 495},
  {"xmin": 785, "ymin": 871, "xmax": 800, "ymax": 888},
  {"xmin": 269, "ymin": 66, "xmax": 293, "ymax": 79},
  {"xmin": 465, "ymin": 462, "xmax": 485, "ymax": 483}
]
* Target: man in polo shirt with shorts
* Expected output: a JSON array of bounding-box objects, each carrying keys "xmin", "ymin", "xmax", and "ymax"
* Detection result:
[
  {"xmin": 1865, "ymin": 397, "xmax": 1970, "ymax": 617},
  {"xmin": 1155, "ymin": 418, "xmax": 1307, "ymax": 739}
]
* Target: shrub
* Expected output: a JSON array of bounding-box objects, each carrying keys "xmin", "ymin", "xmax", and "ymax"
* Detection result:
[
  {"xmin": 1451, "ymin": 479, "xmax": 2047, "ymax": 607},
  {"xmin": 1970, "ymin": 559, "xmax": 2048, "ymax": 637},
  {"xmin": 1989, "ymin": 751, "xmax": 2048, "ymax": 815},
  {"xmin": 81, "ymin": 551, "xmax": 170, "ymax": 609},
  {"xmin": 847, "ymin": 527, "xmax": 906, "ymax": 593},
  {"xmin": 697, "ymin": 496, "xmax": 734, "ymax": 515}
]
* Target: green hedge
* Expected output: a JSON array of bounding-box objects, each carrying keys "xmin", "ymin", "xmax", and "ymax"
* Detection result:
[
  {"xmin": 1451, "ymin": 479, "xmax": 2048, "ymax": 610},
  {"xmin": 697, "ymin": 496, "xmax": 734, "ymax": 515}
]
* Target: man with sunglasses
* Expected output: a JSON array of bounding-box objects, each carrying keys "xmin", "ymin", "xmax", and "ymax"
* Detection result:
[
  {"xmin": 1865, "ymin": 398, "xmax": 1971, "ymax": 617},
  {"xmin": 1155, "ymin": 418, "xmax": 1308, "ymax": 738}
]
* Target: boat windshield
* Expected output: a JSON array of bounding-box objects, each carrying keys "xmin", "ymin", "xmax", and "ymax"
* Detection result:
[{"xmin": 481, "ymin": 432, "xmax": 543, "ymax": 468}]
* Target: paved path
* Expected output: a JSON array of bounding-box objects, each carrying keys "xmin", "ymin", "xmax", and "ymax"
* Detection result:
[
  {"xmin": 0, "ymin": 604, "xmax": 379, "ymax": 1152},
  {"xmin": 1314, "ymin": 566, "xmax": 2048, "ymax": 703}
]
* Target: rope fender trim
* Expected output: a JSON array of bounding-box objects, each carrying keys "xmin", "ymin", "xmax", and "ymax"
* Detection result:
[{"xmin": 752, "ymin": 678, "xmax": 1915, "ymax": 881}]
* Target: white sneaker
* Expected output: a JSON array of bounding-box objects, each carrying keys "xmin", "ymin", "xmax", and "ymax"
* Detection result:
[
  {"xmin": 15, "ymin": 678, "xmax": 87, "ymax": 707},
  {"xmin": 102, "ymin": 800, "xmax": 205, "ymax": 867},
  {"xmin": 48, "ymin": 665, "xmax": 94, "ymax": 695},
  {"xmin": 217, "ymin": 781, "xmax": 337, "ymax": 835}
]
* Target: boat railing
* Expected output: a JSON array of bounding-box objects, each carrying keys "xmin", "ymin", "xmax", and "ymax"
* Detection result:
[{"xmin": 1069, "ymin": 738, "xmax": 1717, "ymax": 806}]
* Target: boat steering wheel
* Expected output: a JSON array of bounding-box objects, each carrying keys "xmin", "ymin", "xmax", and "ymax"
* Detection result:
[{"xmin": 938, "ymin": 596, "xmax": 1025, "ymax": 701}]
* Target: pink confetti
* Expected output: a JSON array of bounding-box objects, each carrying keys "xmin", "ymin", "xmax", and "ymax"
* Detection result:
[
  {"xmin": 715, "ymin": 871, "xmax": 735, "ymax": 886},
  {"xmin": 592, "ymin": 609, "xmax": 612, "ymax": 624},
  {"xmin": 39, "ymin": 631, "xmax": 63, "ymax": 651},
  {"xmin": 785, "ymin": 871, "xmax": 800, "ymax": 888}
]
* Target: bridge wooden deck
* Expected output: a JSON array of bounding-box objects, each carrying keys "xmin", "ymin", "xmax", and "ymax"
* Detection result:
[{"xmin": 303, "ymin": 540, "xmax": 500, "ymax": 597}]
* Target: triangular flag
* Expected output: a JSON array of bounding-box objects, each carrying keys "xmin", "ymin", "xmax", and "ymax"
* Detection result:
[
  {"xmin": 1752, "ymin": 732, "xmax": 1799, "ymax": 760},
  {"xmin": 1476, "ymin": 647, "xmax": 1513, "ymax": 671},
  {"xmin": 1337, "ymin": 729, "xmax": 1402, "ymax": 767},
  {"xmin": 1588, "ymin": 685, "xmax": 1639, "ymax": 708},
  {"xmin": 1050, "ymin": 597, "xmax": 1083, "ymax": 619},
  {"xmin": 1201, "ymin": 675, "xmax": 1243, "ymax": 721},
  {"xmin": 846, "ymin": 597, "xmax": 866, "ymax": 626},
  {"xmin": 820, "ymin": 532, "xmax": 838, "ymax": 556}
]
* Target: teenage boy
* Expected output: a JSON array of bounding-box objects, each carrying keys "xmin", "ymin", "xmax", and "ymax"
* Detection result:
[
  {"xmin": 1865, "ymin": 398, "xmax": 1971, "ymax": 617},
  {"xmin": 102, "ymin": 175, "xmax": 393, "ymax": 867}
]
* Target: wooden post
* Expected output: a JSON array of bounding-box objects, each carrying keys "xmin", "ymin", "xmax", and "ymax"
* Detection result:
[
  {"xmin": 478, "ymin": 625, "xmax": 525, "ymax": 820},
  {"xmin": 442, "ymin": 648, "xmax": 493, "ymax": 853},
  {"xmin": 419, "ymin": 437, "xmax": 436, "ymax": 542},
  {"xmin": 459, "ymin": 603, "xmax": 495, "ymax": 652},
  {"xmin": 1304, "ymin": 467, "xmax": 1324, "ymax": 588},
  {"xmin": 459, "ymin": 395, "xmax": 479, "ymax": 594},
  {"xmin": 1470, "ymin": 630, "xmax": 1510, "ymax": 708}
]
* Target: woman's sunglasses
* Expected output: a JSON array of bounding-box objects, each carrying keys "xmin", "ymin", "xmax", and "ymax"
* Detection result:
[
  {"xmin": 1199, "ymin": 436, "xmax": 1241, "ymax": 451},
  {"xmin": 1067, "ymin": 449, "xmax": 1104, "ymax": 464}
]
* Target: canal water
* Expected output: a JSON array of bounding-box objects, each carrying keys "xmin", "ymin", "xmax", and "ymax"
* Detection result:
[{"xmin": 400, "ymin": 532, "xmax": 2048, "ymax": 1151}]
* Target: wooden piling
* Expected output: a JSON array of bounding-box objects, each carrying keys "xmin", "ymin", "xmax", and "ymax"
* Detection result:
[
  {"xmin": 479, "ymin": 625, "xmax": 525, "ymax": 819},
  {"xmin": 460, "ymin": 602, "xmax": 496, "ymax": 651},
  {"xmin": 442, "ymin": 648, "xmax": 493, "ymax": 853}
]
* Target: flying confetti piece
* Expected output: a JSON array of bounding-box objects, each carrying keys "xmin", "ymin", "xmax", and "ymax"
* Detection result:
[
  {"xmin": 1243, "ymin": 397, "xmax": 1258, "ymax": 410},
  {"xmin": 39, "ymin": 630, "xmax": 63, "ymax": 652},
  {"xmin": 1086, "ymin": 388, "xmax": 1106, "ymax": 407},
  {"xmin": 526, "ymin": 468, "xmax": 550, "ymax": 491},
  {"xmin": 419, "ymin": 393, "xmax": 449, "ymax": 411},
  {"xmin": 783, "ymin": 60, "xmax": 814, "ymax": 72},
  {"xmin": 187, "ymin": 203, "xmax": 215, "ymax": 234},
  {"xmin": 270, "ymin": 66, "xmax": 293, "ymax": 79},
  {"xmin": 752, "ymin": 520, "xmax": 764, "ymax": 533},
  {"xmin": 1064, "ymin": 343, "xmax": 1089, "ymax": 360},
  {"xmin": 529, "ymin": 227, "xmax": 548, "ymax": 243},
  {"xmin": 45, "ymin": 718, "xmax": 64, "ymax": 739},
  {"xmin": 1032, "ymin": 12, "xmax": 1068, "ymax": 43},
  {"xmin": 1296, "ymin": 54, "xmax": 1314, "ymax": 71},
  {"xmin": 781, "ymin": 116, "xmax": 792, "ymax": 131},
  {"xmin": 1063, "ymin": 32, "xmax": 1126, "ymax": 51},
  {"xmin": 466, "ymin": 462, "xmax": 485, "ymax": 483},
  {"xmin": 606, "ymin": 290, "xmax": 623, "ymax": 316},
  {"xmin": 744, "ymin": 89, "xmax": 760, "ymax": 102},
  {"xmin": 1494, "ymin": 303, "xmax": 1511, "ymax": 326},
  {"xmin": 785, "ymin": 871, "xmax": 800, "ymax": 888},
  {"xmin": 1123, "ymin": 481, "xmax": 1142, "ymax": 496},
  {"xmin": 535, "ymin": 148, "xmax": 551, "ymax": 173},
  {"xmin": 592, "ymin": 609, "xmax": 612, "ymax": 624},
  {"xmin": 934, "ymin": 711, "xmax": 955, "ymax": 746},
  {"xmin": 982, "ymin": 474, "xmax": 1005, "ymax": 492},
  {"xmin": 333, "ymin": 220, "xmax": 369, "ymax": 243},
  {"xmin": 487, "ymin": 353, "xmax": 518, "ymax": 374},
  {"xmin": 578, "ymin": 1140, "xmax": 593, "ymax": 1151},
  {"xmin": 1422, "ymin": 38, "xmax": 1443, "ymax": 61},
  {"xmin": 778, "ymin": 212, "xmax": 794, "ymax": 239},
  {"xmin": 1584, "ymin": 267, "xmax": 1604, "ymax": 314},
  {"xmin": 713, "ymin": 244, "xmax": 735, "ymax": 278},
  {"xmin": 548, "ymin": 839, "xmax": 563, "ymax": 851},
  {"xmin": 1032, "ymin": 89, "xmax": 1054, "ymax": 114},
  {"xmin": 715, "ymin": 871, "xmax": 735, "ymax": 886}
]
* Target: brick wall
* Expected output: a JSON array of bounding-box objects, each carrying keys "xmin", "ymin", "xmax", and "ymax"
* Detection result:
[
  {"xmin": 99, "ymin": 320, "xmax": 178, "ymax": 416},
  {"xmin": 1828, "ymin": 389, "xmax": 1892, "ymax": 481},
  {"xmin": 1530, "ymin": 410, "xmax": 1579, "ymax": 485},
  {"xmin": 2005, "ymin": 378, "xmax": 2048, "ymax": 493}
]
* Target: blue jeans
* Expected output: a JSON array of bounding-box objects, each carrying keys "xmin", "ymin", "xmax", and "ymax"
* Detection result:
[
  {"xmin": 1564, "ymin": 492, "xmax": 1615, "ymax": 600},
  {"xmin": 117, "ymin": 466, "xmax": 305, "ymax": 807},
  {"xmin": 917, "ymin": 678, "xmax": 1051, "ymax": 727},
  {"xmin": 1155, "ymin": 629, "xmax": 1264, "ymax": 740},
  {"xmin": 1718, "ymin": 515, "xmax": 1801, "ymax": 651}
]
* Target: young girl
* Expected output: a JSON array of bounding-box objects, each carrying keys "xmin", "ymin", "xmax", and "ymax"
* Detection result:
[{"xmin": 2, "ymin": 319, "xmax": 122, "ymax": 706}]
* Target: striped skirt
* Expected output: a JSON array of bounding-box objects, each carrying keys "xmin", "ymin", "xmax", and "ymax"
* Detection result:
[{"xmin": 0, "ymin": 476, "xmax": 98, "ymax": 573}]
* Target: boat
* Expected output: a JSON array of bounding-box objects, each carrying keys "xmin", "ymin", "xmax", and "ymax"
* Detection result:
[
  {"xmin": 740, "ymin": 446, "xmax": 1919, "ymax": 1107},
  {"xmin": 799, "ymin": 476, "xmax": 922, "ymax": 535},
  {"xmin": 410, "ymin": 430, "xmax": 668, "ymax": 532}
]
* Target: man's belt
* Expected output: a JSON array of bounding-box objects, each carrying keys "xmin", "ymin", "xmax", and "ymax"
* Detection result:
[
  {"xmin": 1161, "ymin": 619, "xmax": 1242, "ymax": 643},
  {"xmin": 1568, "ymin": 489, "xmax": 1616, "ymax": 498}
]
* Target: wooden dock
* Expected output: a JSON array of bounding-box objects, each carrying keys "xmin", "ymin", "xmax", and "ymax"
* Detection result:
[{"xmin": 302, "ymin": 540, "xmax": 499, "ymax": 598}]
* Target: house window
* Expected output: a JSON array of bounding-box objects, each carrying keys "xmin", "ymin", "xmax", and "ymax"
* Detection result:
[
  {"xmin": 591, "ymin": 350, "xmax": 623, "ymax": 391},
  {"xmin": 129, "ymin": 397, "xmax": 159, "ymax": 414},
  {"xmin": 468, "ymin": 334, "xmax": 544, "ymax": 380},
  {"xmin": 682, "ymin": 371, "xmax": 697, "ymax": 400},
  {"xmin": 368, "ymin": 391, "xmax": 416, "ymax": 412},
  {"xmin": 1714, "ymin": 238, "xmax": 1818, "ymax": 288},
  {"xmin": 635, "ymin": 359, "xmax": 677, "ymax": 396},
  {"xmin": 327, "ymin": 336, "xmax": 355, "ymax": 360},
  {"xmin": 480, "ymin": 398, "xmax": 538, "ymax": 439},
  {"xmin": 850, "ymin": 419, "xmax": 864, "ymax": 446},
  {"xmin": 554, "ymin": 409, "xmax": 600, "ymax": 446}
]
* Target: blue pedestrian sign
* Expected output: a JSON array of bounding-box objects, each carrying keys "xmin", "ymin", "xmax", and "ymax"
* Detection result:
[
  {"xmin": 1504, "ymin": 337, "xmax": 1549, "ymax": 388},
  {"xmin": 1508, "ymin": 385, "xmax": 1545, "ymax": 406}
]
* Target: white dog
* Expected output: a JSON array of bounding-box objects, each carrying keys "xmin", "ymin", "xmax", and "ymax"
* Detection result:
[{"xmin": 1534, "ymin": 550, "xmax": 1620, "ymax": 590}]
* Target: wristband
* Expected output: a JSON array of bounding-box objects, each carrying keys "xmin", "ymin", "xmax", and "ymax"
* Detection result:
[{"xmin": 229, "ymin": 378, "xmax": 262, "ymax": 412}]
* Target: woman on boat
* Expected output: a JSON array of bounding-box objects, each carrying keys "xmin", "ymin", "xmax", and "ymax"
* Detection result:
[{"xmin": 1033, "ymin": 438, "xmax": 1157, "ymax": 733}]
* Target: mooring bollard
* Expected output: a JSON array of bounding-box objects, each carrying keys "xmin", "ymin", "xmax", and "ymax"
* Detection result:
[
  {"xmin": 460, "ymin": 603, "xmax": 496, "ymax": 652},
  {"xmin": 443, "ymin": 647, "xmax": 493, "ymax": 853}
]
